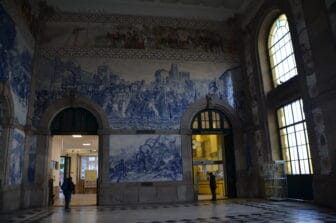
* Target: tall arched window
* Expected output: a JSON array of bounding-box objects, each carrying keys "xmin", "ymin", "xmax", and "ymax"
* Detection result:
[
  {"xmin": 267, "ymin": 15, "xmax": 313, "ymax": 175},
  {"xmin": 268, "ymin": 14, "xmax": 297, "ymax": 87}
]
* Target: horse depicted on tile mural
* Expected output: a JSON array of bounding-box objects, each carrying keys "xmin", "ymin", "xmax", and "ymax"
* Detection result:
[{"xmin": 109, "ymin": 135, "xmax": 182, "ymax": 182}]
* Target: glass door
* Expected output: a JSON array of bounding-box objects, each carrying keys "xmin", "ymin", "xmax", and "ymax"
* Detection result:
[{"xmin": 192, "ymin": 134, "xmax": 226, "ymax": 200}]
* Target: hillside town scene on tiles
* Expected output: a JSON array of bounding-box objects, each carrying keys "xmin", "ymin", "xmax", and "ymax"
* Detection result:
[{"xmin": 34, "ymin": 57, "xmax": 239, "ymax": 129}]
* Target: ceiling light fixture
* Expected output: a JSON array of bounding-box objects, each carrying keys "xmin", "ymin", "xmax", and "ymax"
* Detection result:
[
  {"xmin": 83, "ymin": 143, "xmax": 91, "ymax": 146},
  {"xmin": 72, "ymin": 134, "xmax": 82, "ymax": 138}
]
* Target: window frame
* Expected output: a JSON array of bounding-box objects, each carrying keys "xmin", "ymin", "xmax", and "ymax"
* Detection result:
[
  {"xmin": 275, "ymin": 99, "xmax": 313, "ymax": 175},
  {"xmin": 191, "ymin": 109, "xmax": 231, "ymax": 134},
  {"xmin": 267, "ymin": 13, "xmax": 298, "ymax": 88}
]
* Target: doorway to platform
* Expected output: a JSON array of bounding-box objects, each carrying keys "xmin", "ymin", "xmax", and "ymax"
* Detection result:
[
  {"xmin": 191, "ymin": 109, "xmax": 236, "ymax": 201},
  {"xmin": 51, "ymin": 135, "xmax": 98, "ymax": 207},
  {"xmin": 48, "ymin": 107, "xmax": 99, "ymax": 207}
]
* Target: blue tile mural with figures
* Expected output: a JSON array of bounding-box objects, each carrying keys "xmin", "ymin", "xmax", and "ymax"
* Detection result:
[
  {"xmin": 8, "ymin": 129, "xmax": 25, "ymax": 185},
  {"xmin": 27, "ymin": 135, "xmax": 36, "ymax": 183},
  {"xmin": 0, "ymin": 4, "xmax": 33, "ymax": 125},
  {"xmin": 34, "ymin": 57, "xmax": 239, "ymax": 129},
  {"xmin": 109, "ymin": 135, "xmax": 182, "ymax": 182}
]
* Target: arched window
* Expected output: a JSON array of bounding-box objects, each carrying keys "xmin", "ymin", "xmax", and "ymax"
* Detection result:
[
  {"xmin": 268, "ymin": 14, "xmax": 297, "ymax": 87},
  {"xmin": 191, "ymin": 110, "xmax": 231, "ymax": 132}
]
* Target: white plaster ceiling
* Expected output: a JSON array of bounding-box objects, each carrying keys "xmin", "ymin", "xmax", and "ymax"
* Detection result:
[
  {"xmin": 60, "ymin": 135, "xmax": 98, "ymax": 155},
  {"xmin": 45, "ymin": 0, "xmax": 252, "ymax": 21}
]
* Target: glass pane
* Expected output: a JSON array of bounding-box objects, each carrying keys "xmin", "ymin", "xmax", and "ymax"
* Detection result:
[
  {"xmin": 277, "ymin": 99, "xmax": 312, "ymax": 175},
  {"xmin": 268, "ymin": 14, "xmax": 298, "ymax": 87},
  {"xmin": 192, "ymin": 134, "xmax": 223, "ymax": 161},
  {"xmin": 192, "ymin": 120, "xmax": 198, "ymax": 129},
  {"xmin": 212, "ymin": 120, "xmax": 217, "ymax": 128},
  {"xmin": 284, "ymin": 105, "xmax": 293, "ymax": 126}
]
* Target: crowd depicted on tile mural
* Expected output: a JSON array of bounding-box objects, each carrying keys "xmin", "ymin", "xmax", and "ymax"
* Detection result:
[
  {"xmin": 34, "ymin": 58, "xmax": 237, "ymax": 129},
  {"xmin": 0, "ymin": 5, "xmax": 33, "ymax": 124},
  {"xmin": 109, "ymin": 135, "xmax": 182, "ymax": 182}
]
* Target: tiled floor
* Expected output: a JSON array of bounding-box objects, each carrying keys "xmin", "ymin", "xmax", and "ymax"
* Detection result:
[
  {"xmin": 54, "ymin": 193, "xmax": 97, "ymax": 206},
  {"xmin": 1, "ymin": 199, "xmax": 336, "ymax": 223}
]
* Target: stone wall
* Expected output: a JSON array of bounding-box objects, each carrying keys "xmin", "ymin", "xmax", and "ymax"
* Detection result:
[
  {"xmin": 239, "ymin": 0, "xmax": 336, "ymax": 208},
  {"xmin": 29, "ymin": 11, "xmax": 253, "ymax": 206},
  {"xmin": 0, "ymin": 0, "xmax": 36, "ymax": 212}
]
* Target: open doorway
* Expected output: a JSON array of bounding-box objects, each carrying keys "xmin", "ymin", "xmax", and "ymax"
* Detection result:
[
  {"xmin": 192, "ymin": 134, "xmax": 226, "ymax": 200},
  {"xmin": 47, "ymin": 107, "xmax": 99, "ymax": 207},
  {"xmin": 191, "ymin": 109, "xmax": 236, "ymax": 201},
  {"xmin": 50, "ymin": 135, "xmax": 98, "ymax": 206}
]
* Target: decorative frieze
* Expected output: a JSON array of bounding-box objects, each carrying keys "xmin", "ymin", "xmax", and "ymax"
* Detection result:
[{"xmin": 38, "ymin": 47, "xmax": 238, "ymax": 63}]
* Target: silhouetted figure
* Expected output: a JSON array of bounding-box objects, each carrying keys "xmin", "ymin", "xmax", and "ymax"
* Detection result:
[
  {"xmin": 209, "ymin": 172, "xmax": 216, "ymax": 201},
  {"xmin": 61, "ymin": 176, "xmax": 75, "ymax": 210}
]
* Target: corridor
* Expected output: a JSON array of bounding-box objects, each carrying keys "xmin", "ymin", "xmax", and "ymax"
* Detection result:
[{"xmin": 1, "ymin": 199, "xmax": 336, "ymax": 223}]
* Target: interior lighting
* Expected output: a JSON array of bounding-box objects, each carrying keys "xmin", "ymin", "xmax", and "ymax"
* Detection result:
[{"xmin": 72, "ymin": 134, "xmax": 82, "ymax": 138}]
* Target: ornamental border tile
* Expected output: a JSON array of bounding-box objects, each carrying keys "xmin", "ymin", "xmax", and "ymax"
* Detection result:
[
  {"xmin": 45, "ymin": 12, "xmax": 229, "ymax": 31},
  {"xmin": 38, "ymin": 47, "xmax": 240, "ymax": 63}
]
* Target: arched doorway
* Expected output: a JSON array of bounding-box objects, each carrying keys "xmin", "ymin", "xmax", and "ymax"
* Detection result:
[
  {"xmin": 49, "ymin": 107, "xmax": 99, "ymax": 207},
  {"xmin": 191, "ymin": 109, "xmax": 236, "ymax": 200}
]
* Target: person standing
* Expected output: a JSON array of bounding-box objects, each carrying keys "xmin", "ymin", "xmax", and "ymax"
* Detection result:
[
  {"xmin": 209, "ymin": 172, "xmax": 216, "ymax": 201},
  {"xmin": 61, "ymin": 176, "xmax": 75, "ymax": 210}
]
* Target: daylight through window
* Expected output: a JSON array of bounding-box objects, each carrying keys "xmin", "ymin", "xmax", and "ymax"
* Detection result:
[
  {"xmin": 277, "ymin": 99, "xmax": 313, "ymax": 174},
  {"xmin": 268, "ymin": 14, "xmax": 297, "ymax": 87}
]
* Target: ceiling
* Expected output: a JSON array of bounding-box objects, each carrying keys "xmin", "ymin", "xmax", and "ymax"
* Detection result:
[
  {"xmin": 45, "ymin": 0, "xmax": 252, "ymax": 21},
  {"xmin": 59, "ymin": 135, "xmax": 98, "ymax": 155}
]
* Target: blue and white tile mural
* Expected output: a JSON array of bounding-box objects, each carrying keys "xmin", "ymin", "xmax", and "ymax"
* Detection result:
[
  {"xmin": 34, "ymin": 57, "xmax": 240, "ymax": 129},
  {"xmin": 109, "ymin": 135, "xmax": 182, "ymax": 182},
  {"xmin": 27, "ymin": 135, "xmax": 36, "ymax": 183},
  {"xmin": 8, "ymin": 129, "xmax": 25, "ymax": 185},
  {"xmin": 0, "ymin": 4, "xmax": 33, "ymax": 125}
]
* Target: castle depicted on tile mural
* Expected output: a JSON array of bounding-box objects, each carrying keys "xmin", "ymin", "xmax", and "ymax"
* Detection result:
[{"xmin": 34, "ymin": 58, "xmax": 237, "ymax": 129}]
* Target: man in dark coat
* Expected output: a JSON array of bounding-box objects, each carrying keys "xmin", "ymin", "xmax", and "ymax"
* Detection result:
[
  {"xmin": 209, "ymin": 172, "xmax": 217, "ymax": 201},
  {"xmin": 61, "ymin": 176, "xmax": 75, "ymax": 210}
]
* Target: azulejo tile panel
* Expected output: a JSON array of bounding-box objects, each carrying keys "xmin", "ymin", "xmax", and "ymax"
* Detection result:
[
  {"xmin": 33, "ymin": 57, "xmax": 239, "ymax": 129},
  {"xmin": 109, "ymin": 135, "xmax": 182, "ymax": 182},
  {"xmin": 8, "ymin": 128, "xmax": 25, "ymax": 185},
  {"xmin": 0, "ymin": 4, "xmax": 33, "ymax": 125}
]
